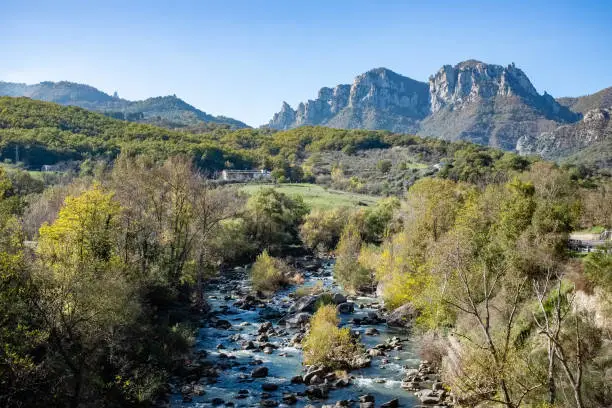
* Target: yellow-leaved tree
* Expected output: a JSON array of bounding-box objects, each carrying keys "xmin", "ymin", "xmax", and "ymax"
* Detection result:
[{"xmin": 36, "ymin": 183, "xmax": 138, "ymax": 407}]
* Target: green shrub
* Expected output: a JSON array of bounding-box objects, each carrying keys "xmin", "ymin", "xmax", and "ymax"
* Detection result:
[
  {"xmin": 302, "ymin": 305, "xmax": 362, "ymax": 369},
  {"xmin": 251, "ymin": 250, "xmax": 292, "ymax": 293},
  {"xmin": 377, "ymin": 159, "xmax": 392, "ymax": 174},
  {"xmin": 300, "ymin": 207, "xmax": 350, "ymax": 251},
  {"xmin": 584, "ymin": 245, "xmax": 612, "ymax": 292},
  {"xmin": 334, "ymin": 222, "xmax": 373, "ymax": 293},
  {"xmin": 314, "ymin": 292, "xmax": 335, "ymax": 310},
  {"xmin": 360, "ymin": 197, "xmax": 401, "ymax": 243},
  {"xmin": 246, "ymin": 188, "xmax": 309, "ymax": 251}
]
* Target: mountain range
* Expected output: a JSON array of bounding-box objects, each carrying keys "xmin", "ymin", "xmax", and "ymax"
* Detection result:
[
  {"xmin": 268, "ymin": 61, "xmax": 611, "ymax": 167},
  {"xmin": 1, "ymin": 61, "xmax": 611, "ymax": 168},
  {"xmin": 0, "ymin": 80, "xmax": 249, "ymax": 129}
]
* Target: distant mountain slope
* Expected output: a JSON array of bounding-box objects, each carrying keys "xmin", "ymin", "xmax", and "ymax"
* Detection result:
[
  {"xmin": 0, "ymin": 80, "xmax": 249, "ymax": 129},
  {"xmin": 557, "ymin": 86, "xmax": 612, "ymax": 114},
  {"xmin": 0, "ymin": 96, "xmax": 253, "ymax": 170},
  {"xmin": 517, "ymin": 108, "xmax": 612, "ymax": 167},
  {"xmin": 268, "ymin": 61, "xmax": 580, "ymax": 152},
  {"xmin": 1, "ymin": 96, "xmax": 541, "ymax": 195}
]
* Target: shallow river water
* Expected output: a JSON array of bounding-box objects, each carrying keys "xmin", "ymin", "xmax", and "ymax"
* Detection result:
[{"xmin": 171, "ymin": 259, "xmax": 422, "ymax": 407}]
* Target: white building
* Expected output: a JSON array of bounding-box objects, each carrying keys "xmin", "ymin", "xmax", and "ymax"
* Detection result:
[{"xmin": 220, "ymin": 169, "xmax": 272, "ymax": 182}]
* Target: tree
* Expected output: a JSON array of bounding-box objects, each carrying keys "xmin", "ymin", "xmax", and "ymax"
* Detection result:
[
  {"xmin": 377, "ymin": 159, "xmax": 392, "ymax": 174},
  {"xmin": 111, "ymin": 154, "xmax": 243, "ymax": 292},
  {"xmin": 0, "ymin": 169, "xmax": 46, "ymax": 407},
  {"xmin": 245, "ymin": 187, "xmax": 308, "ymax": 251},
  {"xmin": 334, "ymin": 221, "xmax": 372, "ymax": 293},
  {"xmin": 35, "ymin": 184, "xmax": 138, "ymax": 408}
]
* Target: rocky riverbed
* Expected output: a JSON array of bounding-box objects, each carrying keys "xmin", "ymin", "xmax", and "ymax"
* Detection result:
[{"xmin": 165, "ymin": 256, "xmax": 452, "ymax": 408}]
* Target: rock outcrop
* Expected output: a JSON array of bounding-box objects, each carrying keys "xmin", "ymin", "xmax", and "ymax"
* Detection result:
[
  {"xmin": 268, "ymin": 68, "xmax": 429, "ymax": 133},
  {"xmin": 517, "ymin": 108, "xmax": 612, "ymax": 167}
]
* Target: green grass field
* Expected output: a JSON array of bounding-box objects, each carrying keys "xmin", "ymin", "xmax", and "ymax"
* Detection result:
[
  {"xmin": 0, "ymin": 163, "xmax": 46, "ymax": 180},
  {"xmin": 240, "ymin": 183, "xmax": 380, "ymax": 210}
]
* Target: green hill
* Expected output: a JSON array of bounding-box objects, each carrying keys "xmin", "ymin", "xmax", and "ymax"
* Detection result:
[{"xmin": 0, "ymin": 96, "xmax": 545, "ymax": 194}]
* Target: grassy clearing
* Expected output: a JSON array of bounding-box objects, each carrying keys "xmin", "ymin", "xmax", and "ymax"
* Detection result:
[
  {"xmin": 0, "ymin": 163, "xmax": 46, "ymax": 180},
  {"xmin": 240, "ymin": 183, "xmax": 379, "ymax": 210},
  {"xmin": 575, "ymin": 226, "xmax": 606, "ymax": 234}
]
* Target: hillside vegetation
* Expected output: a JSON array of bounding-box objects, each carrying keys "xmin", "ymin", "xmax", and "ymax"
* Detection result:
[{"xmin": 0, "ymin": 97, "xmax": 550, "ymax": 195}]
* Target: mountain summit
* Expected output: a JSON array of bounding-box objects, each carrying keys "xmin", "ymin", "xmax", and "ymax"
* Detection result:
[{"xmin": 268, "ymin": 61, "xmax": 582, "ymax": 151}]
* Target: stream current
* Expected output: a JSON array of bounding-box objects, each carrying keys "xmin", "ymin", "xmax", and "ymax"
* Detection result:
[{"xmin": 170, "ymin": 258, "xmax": 421, "ymax": 407}]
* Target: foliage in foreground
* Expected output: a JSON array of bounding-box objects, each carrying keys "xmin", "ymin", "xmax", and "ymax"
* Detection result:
[
  {"xmin": 302, "ymin": 304, "xmax": 363, "ymax": 369},
  {"xmin": 372, "ymin": 163, "xmax": 611, "ymax": 408}
]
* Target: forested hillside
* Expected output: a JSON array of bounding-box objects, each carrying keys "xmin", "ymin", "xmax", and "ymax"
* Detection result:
[
  {"xmin": 0, "ymin": 81, "xmax": 249, "ymax": 128},
  {"xmin": 0, "ymin": 97, "xmax": 552, "ymax": 195}
]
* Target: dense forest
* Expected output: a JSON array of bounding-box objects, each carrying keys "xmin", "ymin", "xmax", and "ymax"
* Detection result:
[
  {"xmin": 1, "ymin": 96, "xmax": 583, "ymax": 193},
  {"xmin": 0, "ymin": 96, "xmax": 611, "ymax": 408}
]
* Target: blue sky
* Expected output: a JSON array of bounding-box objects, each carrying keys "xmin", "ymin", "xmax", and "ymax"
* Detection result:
[{"xmin": 2, "ymin": 0, "xmax": 611, "ymax": 126}]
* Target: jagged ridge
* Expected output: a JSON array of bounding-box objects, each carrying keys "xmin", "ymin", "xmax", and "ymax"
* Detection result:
[{"xmin": 268, "ymin": 61, "xmax": 582, "ymax": 152}]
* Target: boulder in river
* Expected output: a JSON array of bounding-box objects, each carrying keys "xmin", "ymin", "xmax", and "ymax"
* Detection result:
[
  {"xmin": 303, "ymin": 368, "xmax": 327, "ymax": 384},
  {"xmin": 359, "ymin": 394, "xmax": 375, "ymax": 403},
  {"xmin": 332, "ymin": 293, "xmax": 347, "ymax": 304},
  {"xmin": 214, "ymin": 319, "xmax": 232, "ymax": 330},
  {"xmin": 334, "ymin": 378, "xmax": 351, "ymax": 387},
  {"xmin": 251, "ymin": 366, "xmax": 269, "ymax": 378},
  {"xmin": 282, "ymin": 393, "xmax": 298, "ymax": 404},
  {"xmin": 415, "ymin": 389, "xmax": 441, "ymax": 404},
  {"xmin": 305, "ymin": 385, "xmax": 329, "ymax": 400},
  {"xmin": 336, "ymin": 302, "xmax": 355, "ymax": 314},
  {"xmin": 259, "ymin": 307, "xmax": 283, "ymax": 320},
  {"xmin": 380, "ymin": 398, "xmax": 399, "ymax": 408},
  {"xmin": 262, "ymin": 383, "xmax": 279, "ymax": 391},
  {"xmin": 386, "ymin": 303, "xmax": 416, "ymax": 328},
  {"xmin": 258, "ymin": 321, "xmax": 273, "ymax": 333},
  {"xmin": 285, "ymin": 312, "xmax": 311, "ymax": 328},
  {"xmin": 349, "ymin": 355, "xmax": 372, "ymax": 369},
  {"xmin": 288, "ymin": 296, "xmax": 319, "ymax": 314}
]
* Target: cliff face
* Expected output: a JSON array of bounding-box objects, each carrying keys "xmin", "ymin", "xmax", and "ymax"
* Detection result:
[
  {"xmin": 268, "ymin": 61, "xmax": 583, "ymax": 151},
  {"xmin": 268, "ymin": 68, "xmax": 429, "ymax": 133},
  {"xmin": 419, "ymin": 60, "xmax": 579, "ymax": 149}
]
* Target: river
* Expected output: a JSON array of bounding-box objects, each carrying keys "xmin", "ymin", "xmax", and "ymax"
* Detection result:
[{"xmin": 170, "ymin": 257, "xmax": 423, "ymax": 407}]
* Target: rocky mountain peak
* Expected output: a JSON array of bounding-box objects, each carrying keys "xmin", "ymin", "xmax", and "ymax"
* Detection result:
[
  {"xmin": 267, "ymin": 68, "xmax": 429, "ymax": 131},
  {"xmin": 348, "ymin": 68, "xmax": 429, "ymax": 117},
  {"xmin": 428, "ymin": 60, "xmax": 541, "ymax": 112},
  {"xmin": 266, "ymin": 60, "xmax": 589, "ymax": 152},
  {"xmin": 268, "ymin": 101, "xmax": 297, "ymax": 130}
]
